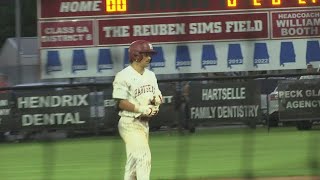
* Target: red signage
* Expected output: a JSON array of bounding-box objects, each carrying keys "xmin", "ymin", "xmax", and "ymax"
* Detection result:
[
  {"xmin": 272, "ymin": 10, "xmax": 320, "ymax": 38},
  {"xmin": 40, "ymin": 20, "xmax": 94, "ymax": 48},
  {"xmin": 97, "ymin": 13, "xmax": 269, "ymax": 45},
  {"xmin": 39, "ymin": 0, "xmax": 320, "ymax": 19}
]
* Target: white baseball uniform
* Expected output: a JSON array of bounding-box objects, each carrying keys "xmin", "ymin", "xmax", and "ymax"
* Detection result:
[{"xmin": 112, "ymin": 65, "xmax": 162, "ymax": 180}]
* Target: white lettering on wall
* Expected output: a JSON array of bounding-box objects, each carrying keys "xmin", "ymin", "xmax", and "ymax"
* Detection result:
[
  {"xmin": 60, "ymin": 1, "xmax": 101, "ymax": 12},
  {"xmin": 17, "ymin": 95, "xmax": 88, "ymax": 108}
]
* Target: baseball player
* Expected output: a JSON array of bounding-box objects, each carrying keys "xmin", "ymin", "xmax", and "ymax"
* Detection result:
[{"xmin": 112, "ymin": 40, "xmax": 163, "ymax": 180}]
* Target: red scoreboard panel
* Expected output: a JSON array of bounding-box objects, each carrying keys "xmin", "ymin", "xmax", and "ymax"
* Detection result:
[
  {"xmin": 40, "ymin": 0, "xmax": 320, "ymax": 18},
  {"xmin": 38, "ymin": 0, "xmax": 320, "ymax": 79},
  {"xmin": 38, "ymin": 0, "xmax": 320, "ymax": 47}
]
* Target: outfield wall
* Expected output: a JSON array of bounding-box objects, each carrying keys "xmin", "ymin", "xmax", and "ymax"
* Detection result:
[{"xmin": 0, "ymin": 77, "xmax": 319, "ymax": 137}]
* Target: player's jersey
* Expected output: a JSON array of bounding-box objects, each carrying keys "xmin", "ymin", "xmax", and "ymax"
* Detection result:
[{"xmin": 112, "ymin": 65, "xmax": 162, "ymax": 117}]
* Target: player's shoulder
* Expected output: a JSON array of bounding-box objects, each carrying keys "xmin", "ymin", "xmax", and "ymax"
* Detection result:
[{"xmin": 115, "ymin": 66, "xmax": 132, "ymax": 77}]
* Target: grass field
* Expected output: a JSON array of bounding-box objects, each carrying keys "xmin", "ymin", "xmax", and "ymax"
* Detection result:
[{"xmin": 0, "ymin": 127, "xmax": 319, "ymax": 180}]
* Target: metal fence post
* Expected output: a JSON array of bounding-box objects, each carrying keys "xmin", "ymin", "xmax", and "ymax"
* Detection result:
[{"xmin": 15, "ymin": 0, "xmax": 22, "ymax": 84}]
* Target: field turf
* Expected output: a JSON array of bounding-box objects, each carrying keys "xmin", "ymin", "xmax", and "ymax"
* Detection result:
[{"xmin": 0, "ymin": 127, "xmax": 319, "ymax": 180}]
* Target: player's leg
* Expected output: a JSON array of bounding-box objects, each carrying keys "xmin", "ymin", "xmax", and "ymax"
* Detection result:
[
  {"xmin": 124, "ymin": 144, "xmax": 137, "ymax": 180},
  {"xmin": 118, "ymin": 117, "xmax": 137, "ymax": 180},
  {"xmin": 134, "ymin": 121, "xmax": 151, "ymax": 180},
  {"xmin": 125, "ymin": 129, "xmax": 151, "ymax": 180},
  {"xmin": 118, "ymin": 117, "xmax": 151, "ymax": 180}
]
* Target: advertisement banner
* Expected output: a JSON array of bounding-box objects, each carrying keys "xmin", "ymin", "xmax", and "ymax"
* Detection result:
[
  {"xmin": 272, "ymin": 10, "xmax": 320, "ymax": 39},
  {"xmin": 14, "ymin": 89, "xmax": 94, "ymax": 130},
  {"xmin": 40, "ymin": 20, "xmax": 94, "ymax": 48},
  {"xmin": 103, "ymin": 88, "xmax": 119, "ymax": 130},
  {"xmin": 0, "ymin": 93, "xmax": 12, "ymax": 131},
  {"xmin": 188, "ymin": 81, "xmax": 261, "ymax": 124},
  {"xmin": 278, "ymin": 79, "xmax": 320, "ymax": 121},
  {"xmin": 98, "ymin": 12, "xmax": 268, "ymax": 45}
]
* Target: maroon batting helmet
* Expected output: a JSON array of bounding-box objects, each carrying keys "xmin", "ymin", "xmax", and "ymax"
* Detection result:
[{"xmin": 129, "ymin": 40, "xmax": 157, "ymax": 62}]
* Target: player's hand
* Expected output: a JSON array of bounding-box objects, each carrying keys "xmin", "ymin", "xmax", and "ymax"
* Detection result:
[
  {"xmin": 150, "ymin": 95, "xmax": 163, "ymax": 106},
  {"xmin": 135, "ymin": 105, "xmax": 159, "ymax": 117}
]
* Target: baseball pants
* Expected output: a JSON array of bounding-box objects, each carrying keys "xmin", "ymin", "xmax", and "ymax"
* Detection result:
[{"xmin": 118, "ymin": 116, "xmax": 151, "ymax": 180}]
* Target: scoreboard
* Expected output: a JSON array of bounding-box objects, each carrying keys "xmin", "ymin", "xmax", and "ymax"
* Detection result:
[
  {"xmin": 37, "ymin": 0, "xmax": 320, "ymax": 79},
  {"xmin": 40, "ymin": 0, "xmax": 320, "ymax": 18}
]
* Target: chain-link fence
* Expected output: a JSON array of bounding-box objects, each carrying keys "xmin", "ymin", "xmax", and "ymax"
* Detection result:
[{"xmin": 0, "ymin": 75, "xmax": 319, "ymax": 179}]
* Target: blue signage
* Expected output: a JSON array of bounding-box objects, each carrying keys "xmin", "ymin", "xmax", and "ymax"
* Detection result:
[
  {"xmin": 175, "ymin": 45, "xmax": 191, "ymax": 69},
  {"xmin": 201, "ymin": 44, "xmax": 217, "ymax": 69},
  {"xmin": 280, "ymin": 42, "xmax": 296, "ymax": 66},
  {"xmin": 46, "ymin": 50, "xmax": 62, "ymax": 74},
  {"xmin": 306, "ymin": 40, "xmax": 320, "ymax": 64},
  {"xmin": 150, "ymin": 47, "xmax": 165, "ymax": 70},
  {"xmin": 97, "ymin": 49, "xmax": 113, "ymax": 72},
  {"xmin": 72, "ymin": 49, "xmax": 87, "ymax": 73},
  {"xmin": 253, "ymin": 43, "xmax": 269, "ymax": 67},
  {"xmin": 123, "ymin": 48, "xmax": 130, "ymax": 68},
  {"xmin": 227, "ymin": 44, "xmax": 243, "ymax": 68}
]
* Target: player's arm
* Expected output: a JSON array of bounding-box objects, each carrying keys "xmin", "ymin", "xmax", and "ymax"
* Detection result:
[
  {"xmin": 115, "ymin": 98, "xmax": 158, "ymax": 116},
  {"xmin": 112, "ymin": 75, "xmax": 136, "ymax": 112},
  {"xmin": 151, "ymin": 73, "xmax": 163, "ymax": 106},
  {"xmin": 116, "ymin": 99, "xmax": 135, "ymax": 112}
]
